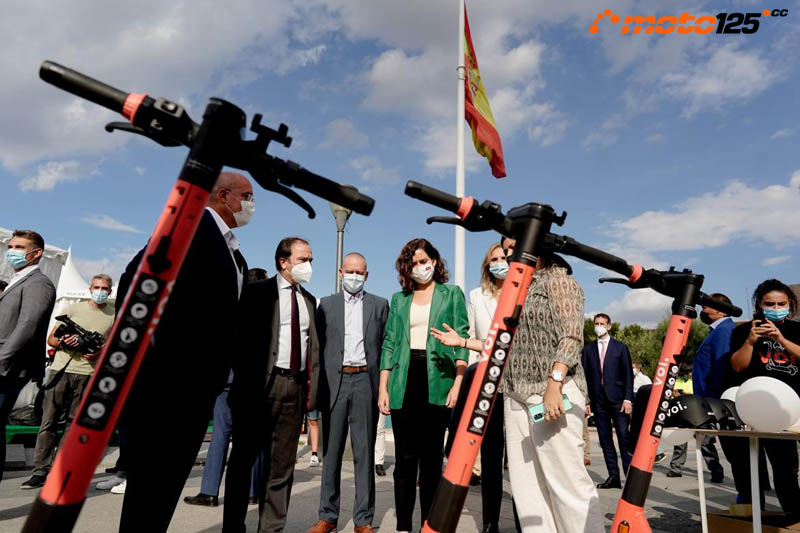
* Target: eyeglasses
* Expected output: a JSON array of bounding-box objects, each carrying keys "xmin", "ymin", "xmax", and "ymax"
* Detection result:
[{"xmin": 224, "ymin": 188, "xmax": 254, "ymax": 202}]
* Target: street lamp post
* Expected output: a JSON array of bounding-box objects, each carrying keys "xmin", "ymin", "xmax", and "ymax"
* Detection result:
[{"xmin": 330, "ymin": 202, "xmax": 352, "ymax": 293}]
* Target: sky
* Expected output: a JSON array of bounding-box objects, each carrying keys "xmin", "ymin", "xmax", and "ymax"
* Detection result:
[{"xmin": 2, "ymin": 0, "xmax": 799, "ymax": 327}]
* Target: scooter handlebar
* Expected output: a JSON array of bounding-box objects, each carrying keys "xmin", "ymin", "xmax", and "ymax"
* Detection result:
[
  {"xmin": 698, "ymin": 292, "xmax": 743, "ymax": 317},
  {"xmin": 40, "ymin": 61, "xmax": 128, "ymax": 114},
  {"xmin": 405, "ymin": 181, "xmax": 463, "ymax": 214}
]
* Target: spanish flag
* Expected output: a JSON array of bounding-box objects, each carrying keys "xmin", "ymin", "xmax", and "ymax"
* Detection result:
[{"xmin": 464, "ymin": 6, "xmax": 506, "ymax": 178}]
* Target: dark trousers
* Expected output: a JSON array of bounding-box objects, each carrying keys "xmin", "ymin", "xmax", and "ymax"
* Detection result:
[
  {"xmin": 0, "ymin": 376, "xmax": 26, "ymax": 483},
  {"xmin": 200, "ymin": 388, "xmax": 262, "ymax": 498},
  {"xmin": 119, "ymin": 369, "xmax": 220, "ymax": 533},
  {"xmin": 319, "ymin": 371, "xmax": 377, "ymax": 526},
  {"xmin": 223, "ymin": 373, "xmax": 305, "ymax": 533},
  {"xmin": 669, "ymin": 435, "xmax": 724, "ymax": 477},
  {"xmin": 391, "ymin": 354, "xmax": 450, "ymax": 532},
  {"xmin": 720, "ymin": 436, "xmax": 800, "ymax": 514},
  {"xmin": 445, "ymin": 363, "xmax": 505, "ymax": 528},
  {"xmin": 32, "ymin": 372, "xmax": 90, "ymax": 476},
  {"xmin": 593, "ymin": 391, "xmax": 630, "ymax": 480}
]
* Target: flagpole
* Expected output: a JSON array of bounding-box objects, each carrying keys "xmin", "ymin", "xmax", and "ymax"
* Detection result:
[{"xmin": 455, "ymin": 0, "xmax": 466, "ymax": 291}]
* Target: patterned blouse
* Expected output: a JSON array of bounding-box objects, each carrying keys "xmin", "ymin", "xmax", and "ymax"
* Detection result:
[{"xmin": 502, "ymin": 265, "xmax": 587, "ymax": 401}]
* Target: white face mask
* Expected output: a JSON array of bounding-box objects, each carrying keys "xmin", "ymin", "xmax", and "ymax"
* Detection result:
[
  {"xmin": 342, "ymin": 273, "xmax": 366, "ymax": 294},
  {"xmin": 595, "ymin": 326, "xmax": 608, "ymax": 338},
  {"xmin": 232, "ymin": 200, "xmax": 255, "ymax": 227},
  {"xmin": 290, "ymin": 261, "xmax": 312, "ymax": 284},
  {"xmin": 411, "ymin": 262, "xmax": 435, "ymax": 284}
]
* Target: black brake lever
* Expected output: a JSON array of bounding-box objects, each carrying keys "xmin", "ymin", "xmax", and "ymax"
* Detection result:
[
  {"xmin": 260, "ymin": 180, "xmax": 316, "ymax": 219},
  {"xmin": 104, "ymin": 121, "xmax": 183, "ymax": 147},
  {"xmin": 599, "ymin": 277, "xmax": 638, "ymax": 288},
  {"xmin": 426, "ymin": 216, "xmax": 492, "ymax": 232}
]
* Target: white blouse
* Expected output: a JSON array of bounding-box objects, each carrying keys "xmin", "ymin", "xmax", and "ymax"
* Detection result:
[{"xmin": 409, "ymin": 301, "xmax": 431, "ymax": 351}]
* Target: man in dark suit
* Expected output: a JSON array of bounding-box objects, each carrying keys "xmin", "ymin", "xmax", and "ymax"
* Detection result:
[
  {"xmin": 581, "ymin": 313, "xmax": 633, "ymax": 489},
  {"xmin": 0, "ymin": 229, "xmax": 56, "ymax": 483},
  {"xmin": 307, "ymin": 252, "xmax": 389, "ymax": 533},
  {"xmin": 224, "ymin": 237, "xmax": 320, "ymax": 533},
  {"xmin": 116, "ymin": 171, "xmax": 252, "ymax": 531}
]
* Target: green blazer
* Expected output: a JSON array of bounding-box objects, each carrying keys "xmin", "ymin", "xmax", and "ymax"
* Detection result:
[{"xmin": 380, "ymin": 283, "xmax": 469, "ymax": 409}]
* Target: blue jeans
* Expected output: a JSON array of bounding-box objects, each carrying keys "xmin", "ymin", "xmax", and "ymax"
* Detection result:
[
  {"xmin": 200, "ymin": 389, "xmax": 262, "ymax": 497},
  {"xmin": 0, "ymin": 376, "xmax": 27, "ymax": 483}
]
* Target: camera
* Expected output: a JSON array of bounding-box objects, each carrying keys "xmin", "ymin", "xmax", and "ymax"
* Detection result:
[{"xmin": 54, "ymin": 315, "xmax": 105, "ymax": 355}]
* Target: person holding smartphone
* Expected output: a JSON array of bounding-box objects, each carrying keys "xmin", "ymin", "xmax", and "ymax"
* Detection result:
[
  {"xmin": 436, "ymin": 250, "xmax": 601, "ymax": 533},
  {"xmin": 727, "ymin": 278, "xmax": 800, "ymax": 514}
]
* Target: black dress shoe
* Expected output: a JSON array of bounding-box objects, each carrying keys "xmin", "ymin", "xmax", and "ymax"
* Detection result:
[
  {"xmin": 666, "ymin": 471, "xmax": 682, "ymax": 478},
  {"xmin": 469, "ymin": 473, "xmax": 482, "ymax": 486},
  {"xmin": 375, "ymin": 464, "xmax": 386, "ymax": 477},
  {"xmin": 184, "ymin": 493, "xmax": 219, "ymax": 506},
  {"xmin": 597, "ymin": 477, "xmax": 622, "ymax": 489},
  {"xmin": 248, "ymin": 496, "xmax": 258, "ymax": 505},
  {"xmin": 710, "ymin": 474, "xmax": 724, "ymax": 483},
  {"xmin": 482, "ymin": 523, "xmax": 499, "ymax": 533}
]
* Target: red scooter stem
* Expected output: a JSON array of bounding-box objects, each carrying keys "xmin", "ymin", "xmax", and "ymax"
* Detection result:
[
  {"xmin": 23, "ymin": 182, "xmax": 210, "ymax": 529},
  {"xmin": 611, "ymin": 314, "xmax": 692, "ymax": 533},
  {"xmin": 423, "ymin": 260, "xmax": 535, "ymax": 533}
]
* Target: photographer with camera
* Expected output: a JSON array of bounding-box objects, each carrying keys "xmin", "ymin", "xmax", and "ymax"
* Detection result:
[{"xmin": 20, "ymin": 274, "xmax": 115, "ymax": 490}]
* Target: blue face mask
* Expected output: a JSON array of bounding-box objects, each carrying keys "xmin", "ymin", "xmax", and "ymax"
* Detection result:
[
  {"xmin": 91, "ymin": 290, "xmax": 109, "ymax": 305},
  {"xmin": 489, "ymin": 261, "xmax": 509, "ymax": 280},
  {"xmin": 763, "ymin": 308, "xmax": 790, "ymax": 322},
  {"xmin": 5, "ymin": 249, "xmax": 34, "ymax": 269}
]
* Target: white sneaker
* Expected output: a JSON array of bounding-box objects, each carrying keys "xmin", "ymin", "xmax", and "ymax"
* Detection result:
[
  {"xmin": 309, "ymin": 454, "xmax": 320, "ymax": 467},
  {"xmin": 110, "ymin": 479, "xmax": 127, "ymax": 494},
  {"xmin": 96, "ymin": 475, "xmax": 126, "ymax": 490}
]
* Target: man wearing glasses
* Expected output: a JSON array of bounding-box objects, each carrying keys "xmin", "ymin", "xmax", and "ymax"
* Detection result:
[{"xmin": 115, "ymin": 172, "xmax": 252, "ymax": 532}]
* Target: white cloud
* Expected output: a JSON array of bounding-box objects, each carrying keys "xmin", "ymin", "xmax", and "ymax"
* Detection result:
[
  {"xmin": 349, "ymin": 155, "xmax": 401, "ymax": 185},
  {"xmin": 762, "ymin": 255, "xmax": 791, "ymax": 266},
  {"xmin": 73, "ymin": 246, "xmax": 139, "ymax": 282},
  {"xmin": 770, "ymin": 128, "xmax": 794, "ymax": 140},
  {"xmin": 134, "ymin": 167, "xmax": 147, "ymax": 175},
  {"xmin": 661, "ymin": 43, "xmax": 781, "ymax": 118},
  {"xmin": 590, "ymin": 289, "xmax": 673, "ymax": 328},
  {"xmin": 611, "ymin": 171, "xmax": 800, "ymax": 252},
  {"xmin": 320, "ymin": 119, "xmax": 369, "ymax": 150},
  {"xmin": 18, "ymin": 160, "xmax": 97, "ymax": 191},
  {"xmin": 0, "ymin": 0, "xmax": 320, "ymax": 170},
  {"xmin": 412, "ymin": 121, "xmax": 481, "ymax": 176},
  {"xmin": 82, "ymin": 214, "xmax": 142, "ymax": 233},
  {"xmin": 582, "ymin": 116, "xmax": 626, "ymax": 148},
  {"xmin": 645, "ymin": 133, "xmax": 666, "ymax": 144}
]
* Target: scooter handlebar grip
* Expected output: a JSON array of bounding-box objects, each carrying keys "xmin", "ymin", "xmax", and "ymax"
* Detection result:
[
  {"xmin": 698, "ymin": 293, "xmax": 743, "ymax": 317},
  {"xmin": 405, "ymin": 181, "xmax": 462, "ymax": 214},
  {"xmin": 40, "ymin": 61, "xmax": 127, "ymax": 114}
]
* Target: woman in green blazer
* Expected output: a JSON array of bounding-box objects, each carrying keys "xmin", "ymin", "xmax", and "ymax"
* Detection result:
[{"xmin": 378, "ymin": 238, "xmax": 469, "ymax": 533}]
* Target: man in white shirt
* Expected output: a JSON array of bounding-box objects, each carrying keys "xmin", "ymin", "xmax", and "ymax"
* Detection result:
[
  {"xmin": 224, "ymin": 237, "xmax": 320, "ymax": 533},
  {"xmin": 632, "ymin": 362, "xmax": 652, "ymax": 395},
  {"xmin": 308, "ymin": 253, "xmax": 389, "ymax": 533}
]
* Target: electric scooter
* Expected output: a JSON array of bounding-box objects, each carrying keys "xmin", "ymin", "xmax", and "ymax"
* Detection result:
[
  {"xmin": 23, "ymin": 61, "xmax": 375, "ymax": 532},
  {"xmin": 402, "ymin": 181, "xmax": 741, "ymax": 533}
]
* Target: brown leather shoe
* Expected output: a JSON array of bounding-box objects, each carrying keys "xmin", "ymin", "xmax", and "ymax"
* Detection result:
[
  {"xmin": 584, "ymin": 457, "xmax": 591, "ymax": 466},
  {"xmin": 354, "ymin": 526, "xmax": 374, "ymax": 533},
  {"xmin": 307, "ymin": 520, "xmax": 337, "ymax": 533}
]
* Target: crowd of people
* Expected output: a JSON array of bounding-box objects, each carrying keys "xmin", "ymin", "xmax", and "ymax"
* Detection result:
[{"xmin": 1, "ymin": 170, "xmax": 798, "ymax": 532}]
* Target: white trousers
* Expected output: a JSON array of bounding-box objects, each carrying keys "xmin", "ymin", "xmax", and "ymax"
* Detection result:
[
  {"xmin": 504, "ymin": 380, "xmax": 604, "ymax": 533},
  {"xmin": 374, "ymin": 412, "xmax": 386, "ymax": 465}
]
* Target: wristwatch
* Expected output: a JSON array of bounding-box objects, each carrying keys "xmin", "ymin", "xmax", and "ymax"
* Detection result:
[{"xmin": 550, "ymin": 369, "xmax": 564, "ymax": 382}]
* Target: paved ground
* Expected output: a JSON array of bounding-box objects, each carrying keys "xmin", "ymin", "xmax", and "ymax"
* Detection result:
[{"xmin": 0, "ymin": 428, "xmax": 786, "ymax": 532}]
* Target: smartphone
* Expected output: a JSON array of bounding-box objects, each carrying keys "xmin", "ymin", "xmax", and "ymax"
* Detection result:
[
  {"xmin": 753, "ymin": 309, "xmax": 765, "ymax": 323},
  {"xmin": 528, "ymin": 394, "xmax": 573, "ymax": 424}
]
